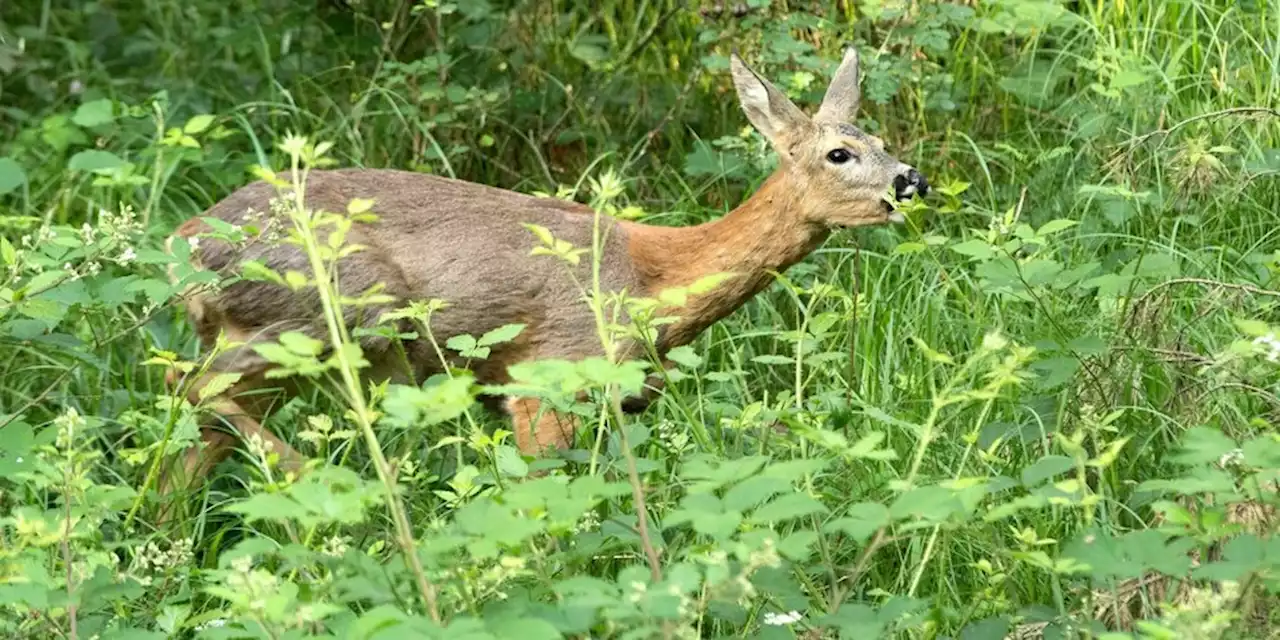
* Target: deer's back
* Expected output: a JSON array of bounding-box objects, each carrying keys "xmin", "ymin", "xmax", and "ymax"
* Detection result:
[{"xmin": 177, "ymin": 169, "xmax": 643, "ymax": 382}]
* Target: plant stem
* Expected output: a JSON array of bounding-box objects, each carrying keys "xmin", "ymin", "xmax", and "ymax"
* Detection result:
[{"xmin": 285, "ymin": 153, "xmax": 442, "ymax": 623}]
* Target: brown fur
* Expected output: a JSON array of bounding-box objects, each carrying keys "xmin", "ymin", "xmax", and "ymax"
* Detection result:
[{"xmin": 158, "ymin": 49, "xmax": 928, "ymax": 501}]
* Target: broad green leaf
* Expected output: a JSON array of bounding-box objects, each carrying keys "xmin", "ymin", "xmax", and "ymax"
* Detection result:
[
  {"xmin": 1036, "ymin": 219, "xmax": 1078, "ymax": 236},
  {"xmin": 486, "ymin": 616, "xmax": 562, "ymax": 640},
  {"xmin": 0, "ymin": 157, "xmax": 27, "ymax": 195},
  {"xmin": 751, "ymin": 354, "xmax": 793, "ymax": 365},
  {"xmin": 72, "ymin": 98, "xmax": 116, "ymax": 127},
  {"xmin": 495, "ymin": 445, "xmax": 529, "ymax": 478},
  {"xmin": 1063, "ymin": 528, "xmax": 1195, "ymax": 581},
  {"xmin": 197, "ymin": 372, "xmax": 243, "ymax": 402},
  {"xmin": 722, "ymin": 475, "xmax": 787, "ymax": 512},
  {"xmin": 824, "ymin": 502, "xmax": 890, "ymax": 544},
  {"xmin": 183, "ymin": 114, "xmax": 216, "ymax": 134},
  {"xmin": 381, "ymin": 376, "xmax": 477, "ymax": 429},
  {"xmin": 279, "ymin": 331, "xmax": 325, "ymax": 356},
  {"xmin": 846, "ymin": 430, "xmax": 898, "ymax": 461},
  {"xmin": 1021, "ymin": 455, "xmax": 1075, "ymax": 486},
  {"xmin": 522, "ymin": 223, "xmax": 555, "ymax": 246},
  {"xmin": 666, "ymin": 345, "xmax": 703, "ymax": 369},
  {"xmin": 478, "ymin": 323, "xmax": 526, "ymax": 347},
  {"xmin": 1171, "ymin": 426, "xmax": 1237, "ymax": 466},
  {"xmin": 949, "ymin": 239, "xmax": 995, "ymax": 260},
  {"xmin": 1192, "ymin": 534, "xmax": 1274, "ymax": 582},
  {"xmin": 348, "ymin": 197, "xmax": 376, "ymax": 215},
  {"xmin": 750, "ymin": 492, "xmax": 827, "ymax": 524},
  {"xmin": 0, "ymin": 420, "xmax": 35, "ymax": 478},
  {"xmin": 68, "ymin": 149, "xmax": 126, "ymax": 172},
  {"xmin": 889, "ymin": 486, "xmax": 962, "ymax": 523}
]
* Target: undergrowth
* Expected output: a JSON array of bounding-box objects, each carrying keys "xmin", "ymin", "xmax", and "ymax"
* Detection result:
[{"xmin": 1, "ymin": 1, "xmax": 1279, "ymax": 638}]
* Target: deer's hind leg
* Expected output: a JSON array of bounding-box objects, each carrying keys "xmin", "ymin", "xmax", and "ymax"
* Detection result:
[{"xmin": 504, "ymin": 397, "xmax": 580, "ymax": 455}]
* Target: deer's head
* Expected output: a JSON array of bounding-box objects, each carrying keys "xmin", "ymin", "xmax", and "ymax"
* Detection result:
[{"xmin": 730, "ymin": 49, "xmax": 928, "ymax": 228}]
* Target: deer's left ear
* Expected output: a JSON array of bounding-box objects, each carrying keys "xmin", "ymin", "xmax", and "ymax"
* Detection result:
[
  {"xmin": 730, "ymin": 53, "xmax": 811, "ymax": 153},
  {"xmin": 815, "ymin": 47, "xmax": 862, "ymax": 124}
]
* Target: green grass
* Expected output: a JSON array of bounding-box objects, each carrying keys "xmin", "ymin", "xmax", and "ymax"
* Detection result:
[{"xmin": 1, "ymin": 1, "xmax": 1279, "ymax": 638}]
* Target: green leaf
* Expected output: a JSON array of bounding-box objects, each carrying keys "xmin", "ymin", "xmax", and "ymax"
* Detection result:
[
  {"xmin": 225, "ymin": 466, "xmax": 383, "ymax": 528},
  {"xmin": 522, "ymin": 223, "xmax": 555, "ymax": 246},
  {"xmin": 815, "ymin": 603, "xmax": 885, "ymax": 638},
  {"xmin": 1021, "ymin": 259, "xmax": 1064, "ymax": 287},
  {"xmin": 750, "ymin": 492, "xmax": 827, "ymax": 524},
  {"xmin": 949, "ymin": 239, "xmax": 996, "ymax": 260},
  {"xmin": 751, "ymin": 354, "xmax": 793, "ymax": 365},
  {"xmin": 722, "ymin": 475, "xmax": 787, "ymax": 512},
  {"xmin": 1192, "ymin": 534, "xmax": 1273, "ymax": 582},
  {"xmin": 183, "ymin": 114, "xmax": 216, "ymax": 134},
  {"xmin": 280, "ymin": 331, "xmax": 325, "ymax": 356},
  {"xmin": 68, "ymin": 149, "xmax": 126, "ymax": 172},
  {"xmin": 824, "ymin": 502, "xmax": 890, "ymax": 544},
  {"xmin": 958, "ymin": 616, "xmax": 1011, "ymax": 640},
  {"xmin": 197, "ymin": 372, "xmax": 242, "ymax": 402},
  {"xmin": 0, "ymin": 420, "xmax": 35, "ymax": 478},
  {"xmin": 1172, "ymin": 426, "xmax": 1237, "ymax": 466},
  {"xmin": 889, "ymin": 486, "xmax": 963, "ymax": 523},
  {"xmin": 495, "ymin": 445, "xmax": 529, "ymax": 478},
  {"xmin": 0, "ymin": 157, "xmax": 27, "ymax": 195},
  {"xmin": 72, "ymin": 98, "xmax": 116, "ymax": 127},
  {"xmin": 478, "ymin": 323, "xmax": 526, "ymax": 347},
  {"xmin": 1021, "ymin": 455, "xmax": 1076, "ymax": 487},
  {"xmin": 381, "ymin": 376, "xmax": 477, "ymax": 429},
  {"xmin": 1036, "ymin": 219, "xmax": 1078, "ymax": 236},
  {"xmin": 487, "ymin": 616, "xmax": 562, "ymax": 640},
  {"xmin": 847, "ymin": 431, "xmax": 898, "ymax": 460},
  {"xmin": 569, "ymin": 42, "xmax": 608, "ymax": 65},
  {"xmin": 1063, "ymin": 528, "xmax": 1195, "ymax": 581},
  {"xmin": 666, "ymin": 345, "xmax": 703, "ymax": 369},
  {"xmin": 347, "ymin": 197, "xmax": 376, "ymax": 215},
  {"xmin": 98, "ymin": 628, "xmax": 167, "ymax": 640}
]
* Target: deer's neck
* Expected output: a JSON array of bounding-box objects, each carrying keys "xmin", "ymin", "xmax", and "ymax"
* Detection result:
[{"xmin": 625, "ymin": 170, "xmax": 827, "ymax": 349}]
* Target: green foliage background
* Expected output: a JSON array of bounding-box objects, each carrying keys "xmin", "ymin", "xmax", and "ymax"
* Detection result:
[{"xmin": 1, "ymin": 0, "xmax": 1279, "ymax": 638}]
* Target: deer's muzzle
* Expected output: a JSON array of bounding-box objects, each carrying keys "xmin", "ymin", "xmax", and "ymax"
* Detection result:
[{"xmin": 893, "ymin": 168, "xmax": 929, "ymax": 201}]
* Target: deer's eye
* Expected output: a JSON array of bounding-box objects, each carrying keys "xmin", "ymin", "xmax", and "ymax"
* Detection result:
[{"xmin": 826, "ymin": 148, "xmax": 856, "ymax": 164}]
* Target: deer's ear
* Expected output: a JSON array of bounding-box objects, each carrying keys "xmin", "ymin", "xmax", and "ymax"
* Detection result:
[
  {"xmin": 730, "ymin": 53, "xmax": 810, "ymax": 152},
  {"xmin": 815, "ymin": 47, "xmax": 861, "ymax": 124}
]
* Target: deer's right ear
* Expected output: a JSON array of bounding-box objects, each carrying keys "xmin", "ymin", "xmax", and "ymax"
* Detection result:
[{"xmin": 730, "ymin": 53, "xmax": 809, "ymax": 152}]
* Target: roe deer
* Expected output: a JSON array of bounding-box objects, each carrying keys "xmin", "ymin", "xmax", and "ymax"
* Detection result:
[{"xmin": 159, "ymin": 49, "xmax": 928, "ymax": 496}]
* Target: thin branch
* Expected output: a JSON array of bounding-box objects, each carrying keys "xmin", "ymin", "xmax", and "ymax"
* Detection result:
[
  {"xmin": 1133, "ymin": 277, "xmax": 1280, "ymax": 306},
  {"xmin": 1121, "ymin": 107, "xmax": 1280, "ymax": 157}
]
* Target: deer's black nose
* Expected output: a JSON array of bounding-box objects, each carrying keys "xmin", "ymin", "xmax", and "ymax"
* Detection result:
[{"xmin": 894, "ymin": 169, "xmax": 928, "ymax": 200}]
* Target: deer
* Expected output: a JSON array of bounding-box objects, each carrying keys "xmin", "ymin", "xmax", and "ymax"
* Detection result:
[{"xmin": 157, "ymin": 49, "xmax": 929, "ymax": 499}]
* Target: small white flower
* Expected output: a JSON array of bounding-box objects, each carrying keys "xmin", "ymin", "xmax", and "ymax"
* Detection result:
[
  {"xmin": 119, "ymin": 246, "xmax": 137, "ymax": 263},
  {"xmin": 763, "ymin": 610, "xmax": 803, "ymax": 626},
  {"xmin": 194, "ymin": 619, "xmax": 227, "ymax": 631},
  {"xmin": 246, "ymin": 432, "xmax": 274, "ymax": 461},
  {"xmin": 1218, "ymin": 448, "xmax": 1245, "ymax": 468},
  {"xmin": 188, "ymin": 236, "xmax": 200, "ymax": 251},
  {"xmin": 1253, "ymin": 333, "xmax": 1280, "ymax": 362}
]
